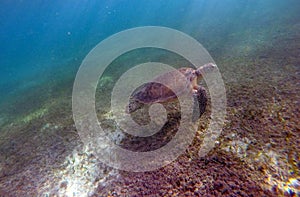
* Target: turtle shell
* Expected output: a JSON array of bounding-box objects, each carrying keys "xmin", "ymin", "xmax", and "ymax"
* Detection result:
[{"xmin": 131, "ymin": 67, "xmax": 196, "ymax": 104}]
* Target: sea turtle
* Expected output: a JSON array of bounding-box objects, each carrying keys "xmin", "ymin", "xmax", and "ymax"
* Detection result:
[{"xmin": 126, "ymin": 63, "xmax": 216, "ymax": 119}]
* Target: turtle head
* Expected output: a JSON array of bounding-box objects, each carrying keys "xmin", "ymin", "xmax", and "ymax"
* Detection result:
[{"xmin": 195, "ymin": 63, "xmax": 217, "ymax": 79}]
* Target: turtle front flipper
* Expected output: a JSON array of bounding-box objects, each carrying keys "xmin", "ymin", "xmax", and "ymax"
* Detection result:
[{"xmin": 192, "ymin": 86, "xmax": 207, "ymax": 121}]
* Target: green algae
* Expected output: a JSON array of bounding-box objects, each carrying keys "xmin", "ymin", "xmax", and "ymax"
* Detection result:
[{"xmin": 20, "ymin": 107, "xmax": 48, "ymax": 124}]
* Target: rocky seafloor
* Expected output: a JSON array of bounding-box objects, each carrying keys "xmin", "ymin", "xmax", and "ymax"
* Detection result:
[{"xmin": 0, "ymin": 25, "xmax": 299, "ymax": 196}]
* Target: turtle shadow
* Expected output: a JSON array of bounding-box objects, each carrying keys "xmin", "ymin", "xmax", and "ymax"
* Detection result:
[
  {"xmin": 118, "ymin": 90, "xmax": 207, "ymax": 152},
  {"xmin": 120, "ymin": 101, "xmax": 182, "ymax": 152}
]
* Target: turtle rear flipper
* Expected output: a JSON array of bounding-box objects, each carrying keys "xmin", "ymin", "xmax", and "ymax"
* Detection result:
[{"xmin": 126, "ymin": 100, "xmax": 144, "ymax": 114}]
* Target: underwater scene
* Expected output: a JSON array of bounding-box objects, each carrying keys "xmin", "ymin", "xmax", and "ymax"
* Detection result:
[{"xmin": 0, "ymin": 0, "xmax": 299, "ymax": 196}]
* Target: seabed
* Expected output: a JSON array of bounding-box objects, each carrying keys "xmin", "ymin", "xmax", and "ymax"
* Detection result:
[{"xmin": 0, "ymin": 24, "xmax": 299, "ymax": 197}]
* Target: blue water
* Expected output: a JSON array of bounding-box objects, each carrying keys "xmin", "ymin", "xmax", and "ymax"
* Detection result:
[{"xmin": 1, "ymin": 0, "xmax": 299, "ymax": 103}]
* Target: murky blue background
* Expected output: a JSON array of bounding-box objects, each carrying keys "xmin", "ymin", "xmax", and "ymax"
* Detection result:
[{"xmin": 1, "ymin": 1, "xmax": 299, "ymax": 107}]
